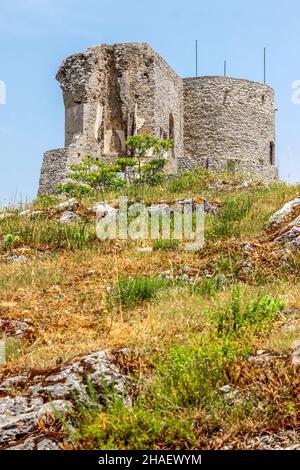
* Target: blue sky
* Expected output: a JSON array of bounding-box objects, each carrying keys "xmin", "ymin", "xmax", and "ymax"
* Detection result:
[{"xmin": 0, "ymin": 0, "xmax": 300, "ymax": 203}]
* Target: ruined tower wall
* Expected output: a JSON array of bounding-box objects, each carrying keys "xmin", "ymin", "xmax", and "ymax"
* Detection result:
[
  {"xmin": 181, "ymin": 76, "xmax": 277, "ymax": 180},
  {"xmin": 58, "ymin": 43, "xmax": 183, "ymax": 166},
  {"xmin": 152, "ymin": 52, "xmax": 183, "ymax": 173},
  {"xmin": 38, "ymin": 44, "xmax": 278, "ymax": 195},
  {"xmin": 39, "ymin": 43, "xmax": 183, "ymax": 193},
  {"xmin": 38, "ymin": 148, "xmax": 69, "ymax": 195}
]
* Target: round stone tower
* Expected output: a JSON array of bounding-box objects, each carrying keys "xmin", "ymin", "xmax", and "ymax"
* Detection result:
[{"xmin": 181, "ymin": 76, "xmax": 277, "ymax": 180}]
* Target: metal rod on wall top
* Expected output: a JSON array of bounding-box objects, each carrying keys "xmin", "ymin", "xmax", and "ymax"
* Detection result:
[
  {"xmin": 195, "ymin": 40, "xmax": 198, "ymax": 77},
  {"xmin": 224, "ymin": 60, "xmax": 227, "ymax": 77},
  {"xmin": 264, "ymin": 47, "xmax": 266, "ymax": 84}
]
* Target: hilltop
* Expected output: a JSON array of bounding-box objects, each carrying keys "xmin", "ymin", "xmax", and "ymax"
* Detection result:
[{"xmin": 0, "ymin": 171, "xmax": 300, "ymax": 450}]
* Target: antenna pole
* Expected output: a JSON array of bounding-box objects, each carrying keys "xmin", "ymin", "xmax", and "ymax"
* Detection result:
[
  {"xmin": 264, "ymin": 47, "xmax": 266, "ymax": 84},
  {"xmin": 224, "ymin": 60, "xmax": 227, "ymax": 77},
  {"xmin": 195, "ymin": 40, "xmax": 198, "ymax": 77}
]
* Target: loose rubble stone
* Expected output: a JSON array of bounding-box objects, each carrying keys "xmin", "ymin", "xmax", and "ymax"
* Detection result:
[
  {"xmin": 174, "ymin": 197, "xmax": 218, "ymax": 214},
  {"xmin": 243, "ymin": 243, "xmax": 255, "ymax": 254},
  {"xmin": 285, "ymin": 238, "xmax": 300, "ymax": 252},
  {"xmin": 6, "ymin": 255, "xmax": 29, "ymax": 264},
  {"xmin": 219, "ymin": 385, "xmax": 240, "ymax": 403},
  {"xmin": 92, "ymin": 202, "xmax": 118, "ymax": 219},
  {"xmin": 60, "ymin": 211, "xmax": 81, "ymax": 224},
  {"xmin": 267, "ymin": 196, "xmax": 300, "ymax": 229},
  {"xmin": 148, "ymin": 204, "xmax": 170, "ymax": 216},
  {"xmin": 0, "ymin": 318, "xmax": 34, "ymax": 342},
  {"xmin": 275, "ymin": 226, "xmax": 300, "ymax": 244},
  {"xmin": 241, "ymin": 429, "xmax": 300, "ymax": 450},
  {"xmin": 291, "ymin": 339, "xmax": 300, "ymax": 367},
  {"xmin": 248, "ymin": 351, "xmax": 287, "ymax": 364},
  {"xmin": 19, "ymin": 210, "xmax": 44, "ymax": 219},
  {"xmin": 55, "ymin": 198, "xmax": 79, "ymax": 212},
  {"xmin": 0, "ymin": 213, "xmax": 15, "ymax": 220},
  {"xmin": 137, "ymin": 247, "xmax": 153, "ymax": 254}
]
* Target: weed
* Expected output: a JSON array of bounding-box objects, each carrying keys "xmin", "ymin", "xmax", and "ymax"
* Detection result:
[
  {"xmin": 153, "ymin": 239, "xmax": 180, "ymax": 251},
  {"xmin": 111, "ymin": 276, "xmax": 173, "ymax": 309}
]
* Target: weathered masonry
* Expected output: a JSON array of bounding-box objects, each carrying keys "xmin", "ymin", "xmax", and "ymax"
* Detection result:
[{"xmin": 39, "ymin": 43, "xmax": 277, "ymax": 194}]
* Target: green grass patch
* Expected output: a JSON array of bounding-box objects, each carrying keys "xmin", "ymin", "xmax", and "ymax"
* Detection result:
[
  {"xmin": 111, "ymin": 276, "xmax": 173, "ymax": 309},
  {"xmin": 72, "ymin": 288, "xmax": 285, "ymax": 450},
  {"xmin": 152, "ymin": 239, "xmax": 180, "ymax": 251}
]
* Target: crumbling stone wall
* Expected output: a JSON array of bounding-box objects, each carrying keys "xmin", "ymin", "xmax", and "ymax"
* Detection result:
[
  {"xmin": 57, "ymin": 43, "xmax": 183, "ymax": 163},
  {"xmin": 39, "ymin": 148, "xmax": 68, "ymax": 195},
  {"xmin": 39, "ymin": 43, "xmax": 183, "ymax": 193},
  {"xmin": 39, "ymin": 43, "xmax": 277, "ymax": 194},
  {"xmin": 181, "ymin": 76, "xmax": 277, "ymax": 180}
]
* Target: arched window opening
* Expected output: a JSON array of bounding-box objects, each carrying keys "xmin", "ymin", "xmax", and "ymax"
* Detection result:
[{"xmin": 270, "ymin": 142, "xmax": 275, "ymax": 166}]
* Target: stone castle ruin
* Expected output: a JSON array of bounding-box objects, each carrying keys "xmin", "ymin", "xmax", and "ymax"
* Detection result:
[{"xmin": 39, "ymin": 43, "xmax": 277, "ymax": 194}]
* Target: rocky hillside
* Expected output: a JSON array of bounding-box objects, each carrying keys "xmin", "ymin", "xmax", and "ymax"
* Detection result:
[{"xmin": 0, "ymin": 173, "xmax": 300, "ymax": 450}]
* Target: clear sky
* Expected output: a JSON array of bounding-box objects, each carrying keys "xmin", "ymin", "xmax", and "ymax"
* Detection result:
[{"xmin": 0, "ymin": 0, "xmax": 299, "ymax": 203}]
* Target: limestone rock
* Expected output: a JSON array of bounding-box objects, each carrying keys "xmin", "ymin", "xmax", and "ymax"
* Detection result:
[
  {"xmin": 137, "ymin": 247, "xmax": 153, "ymax": 254},
  {"xmin": 219, "ymin": 384, "xmax": 240, "ymax": 403},
  {"xmin": 243, "ymin": 243, "xmax": 255, "ymax": 254},
  {"xmin": 55, "ymin": 198, "xmax": 79, "ymax": 212},
  {"xmin": 292, "ymin": 349, "xmax": 300, "ymax": 367},
  {"xmin": 267, "ymin": 196, "xmax": 300, "ymax": 229},
  {"xmin": 60, "ymin": 211, "xmax": 81, "ymax": 224},
  {"xmin": 275, "ymin": 226, "xmax": 300, "ymax": 244},
  {"xmin": 92, "ymin": 202, "xmax": 118, "ymax": 219},
  {"xmin": 6, "ymin": 255, "xmax": 29, "ymax": 264},
  {"xmin": 19, "ymin": 210, "xmax": 44, "ymax": 219},
  {"xmin": 291, "ymin": 339, "xmax": 300, "ymax": 367},
  {"xmin": 0, "ymin": 350, "xmax": 129, "ymax": 450},
  {"xmin": 175, "ymin": 197, "xmax": 217, "ymax": 214},
  {"xmin": 0, "ymin": 213, "xmax": 15, "ymax": 220}
]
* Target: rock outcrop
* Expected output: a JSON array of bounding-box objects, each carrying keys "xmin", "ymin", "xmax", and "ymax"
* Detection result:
[{"xmin": 0, "ymin": 350, "xmax": 129, "ymax": 450}]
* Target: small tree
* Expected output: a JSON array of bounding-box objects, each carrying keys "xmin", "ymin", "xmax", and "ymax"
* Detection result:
[
  {"xmin": 57, "ymin": 157, "xmax": 124, "ymax": 198},
  {"xmin": 117, "ymin": 135, "xmax": 173, "ymax": 188},
  {"xmin": 57, "ymin": 135, "xmax": 173, "ymax": 199}
]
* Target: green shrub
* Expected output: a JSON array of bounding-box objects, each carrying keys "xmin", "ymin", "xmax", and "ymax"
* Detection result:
[
  {"xmin": 64, "ymin": 223, "xmax": 92, "ymax": 250},
  {"xmin": 216, "ymin": 288, "xmax": 284, "ymax": 337},
  {"xmin": 0, "ymin": 217, "xmax": 95, "ymax": 251},
  {"xmin": 111, "ymin": 276, "xmax": 173, "ymax": 309},
  {"xmin": 207, "ymin": 193, "xmax": 255, "ymax": 239},
  {"xmin": 3, "ymin": 233, "xmax": 22, "ymax": 248},
  {"xmin": 167, "ymin": 169, "xmax": 215, "ymax": 194},
  {"xmin": 70, "ymin": 386, "xmax": 196, "ymax": 450},
  {"xmin": 32, "ymin": 194, "xmax": 59, "ymax": 209}
]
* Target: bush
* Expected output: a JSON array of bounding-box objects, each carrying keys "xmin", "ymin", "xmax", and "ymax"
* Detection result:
[
  {"xmin": 216, "ymin": 288, "xmax": 284, "ymax": 337},
  {"xmin": 3, "ymin": 233, "xmax": 22, "ymax": 248},
  {"xmin": 32, "ymin": 194, "xmax": 59, "ymax": 209},
  {"xmin": 57, "ymin": 157, "xmax": 124, "ymax": 198},
  {"xmin": 207, "ymin": 193, "xmax": 255, "ymax": 239},
  {"xmin": 167, "ymin": 169, "xmax": 215, "ymax": 194},
  {"xmin": 57, "ymin": 182, "xmax": 95, "ymax": 199},
  {"xmin": 111, "ymin": 276, "xmax": 173, "ymax": 309}
]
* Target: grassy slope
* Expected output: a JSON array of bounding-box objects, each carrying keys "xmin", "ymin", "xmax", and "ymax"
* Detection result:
[{"xmin": 1, "ymin": 172, "xmax": 300, "ymax": 449}]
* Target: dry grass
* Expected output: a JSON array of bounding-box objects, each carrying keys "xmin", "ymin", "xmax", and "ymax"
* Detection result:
[{"xmin": 1, "ymin": 177, "xmax": 300, "ymax": 449}]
